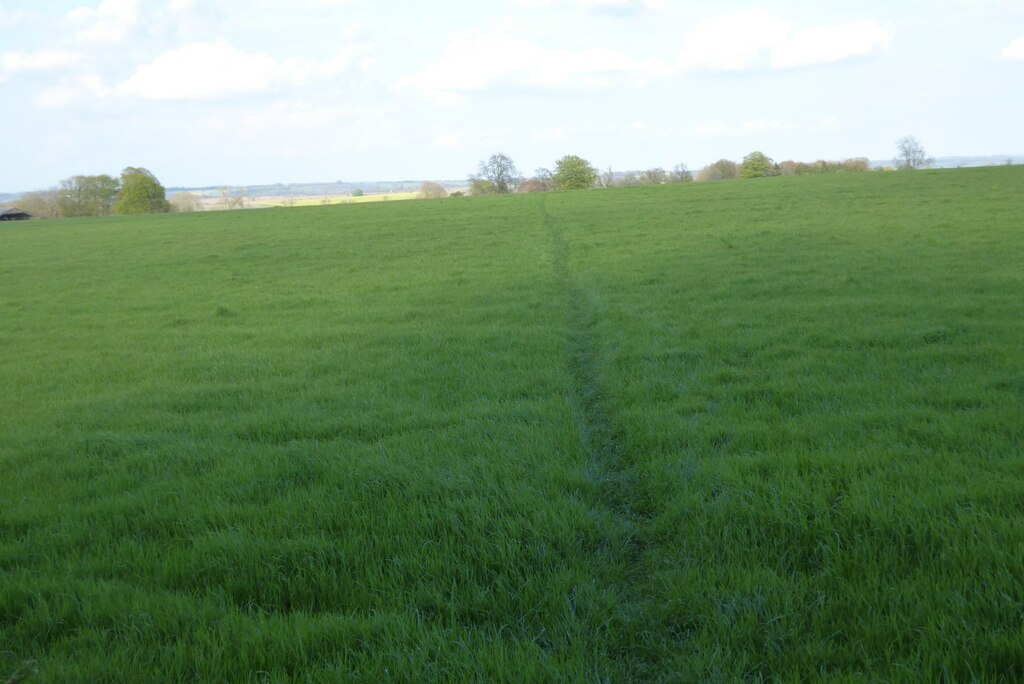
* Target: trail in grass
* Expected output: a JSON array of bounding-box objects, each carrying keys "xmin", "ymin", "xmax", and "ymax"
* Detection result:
[{"xmin": 540, "ymin": 195, "xmax": 652, "ymax": 667}]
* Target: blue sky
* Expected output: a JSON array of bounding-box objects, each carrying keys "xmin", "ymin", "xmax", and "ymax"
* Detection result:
[{"xmin": 1, "ymin": 0, "xmax": 1022, "ymax": 191}]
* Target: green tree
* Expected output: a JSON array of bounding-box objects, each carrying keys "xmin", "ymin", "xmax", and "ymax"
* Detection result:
[
  {"xmin": 469, "ymin": 178, "xmax": 498, "ymax": 196},
  {"xmin": 114, "ymin": 167, "xmax": 170, "ymax": 214},
  {"xmin": 56, "ymin": 174, "xmax": 120, "ymax": 217},
  {"xmin": 741, "ymin": 151, "xmax": 775, "ymax": 178},
  {"xmin": 697, "ymin": 159, "xmax": 740, "ymax": 182},
  {"xmin": 700, "ymin": 158, "xmax": 739, "ymax": 180},
  {"xmin": 552, "ymin": 155, "xmax": 597, "ymax": 190}
]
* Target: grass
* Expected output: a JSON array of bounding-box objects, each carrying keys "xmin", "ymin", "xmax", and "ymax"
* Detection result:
[{"xmin": 1, "ymin": 168, "xmax": 1022, "ymax": 681}]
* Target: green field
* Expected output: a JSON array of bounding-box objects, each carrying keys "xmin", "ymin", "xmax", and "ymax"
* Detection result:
[{"xmin": 2, "ymin": 168, "xmax": 1022, "ymax": 681}]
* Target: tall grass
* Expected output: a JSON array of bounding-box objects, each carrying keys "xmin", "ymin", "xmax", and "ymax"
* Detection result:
[{"xmin": 2, "ymin": 167, "xmax": 1021, "ymax": 680}]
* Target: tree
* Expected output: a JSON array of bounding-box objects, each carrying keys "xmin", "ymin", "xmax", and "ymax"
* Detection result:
[
  {"xmin": 170, "ymin": 192, "xmax": 202, "ymax": 213},
  {"xmin": 114, "ymin": 167, "xmax": 170, "ymax": 214},
  {"xmin": 219, "ymin": 186, "xmax": 246, "ymax": 209},
  {"xmin": 640, "ymin": 167, "xmax": 668, "ymax": 185},
  {"xmin": 533, "ymin": 167, "xmax": 554, "ymax": 191},
  {"xmin": 894, "ymin": 136, "xmax": 933, "ymax": 170},
  {"xmin": 56, "ymin": 174, "xmax": 120, "ymax": 217},
  {"xmin": 469, "ymin": 179, "xmax": 498, "ymax": 196},
  {"xmin": 517, "ymin": 178, "xmax": 549, "ymax": 193},
  {"xmin": 741, "ymin": 151, "xmax": 776, "ymax": 178},
  {"xmin": 669, "ymin": 164, "xmax": 693, "ymax": 183},
  {"xmin": 696, "ymin": 165, "xmax": 722, "ymax": 182},
  {"xmin": 700, "ymin": 159, "xmax": 740, "ymax": 180},
  {"xmin": 14, "ymin": 190, "xmax": 61, "ymax": 219},
  {"xmin": 471, "ymin": 153, "xmax": 519, "ymax": 194},
  {"xmin": 551, "ymin": 155, "xmax": 597, "ymax": 191},
  {"xmin": 420, "ymin": 181, "xmax": 448, "ymax": 199},
  {"xmin": 351, "ymin": 188, "xmax": 364, "ymax": 197}
]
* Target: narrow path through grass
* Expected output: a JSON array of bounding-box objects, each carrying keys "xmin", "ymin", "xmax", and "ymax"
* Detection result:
[{"xmin": 541, "ymin": 195, "xmax": 658, "ymax": 673}]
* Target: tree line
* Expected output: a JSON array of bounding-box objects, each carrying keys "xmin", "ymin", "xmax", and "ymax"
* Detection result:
[
  {"xmin": 457, "ymin": 150, "xmax": 884, "ymax": 197},
  {"xmin": 432, "ymin": 136, "xmax": 932, "ymax": 198},
  {"xmin": 11, "ymin": 137, "xmax": 935, "ymax": 216},
  {"xmin": 15, "ymin": 167, "xmax": 171, "ymax": 219}
]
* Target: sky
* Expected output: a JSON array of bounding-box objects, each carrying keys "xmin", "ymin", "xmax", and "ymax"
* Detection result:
[{"xmin": 1, "ymin": 0, "xmax": 1022, "ymax": 191}]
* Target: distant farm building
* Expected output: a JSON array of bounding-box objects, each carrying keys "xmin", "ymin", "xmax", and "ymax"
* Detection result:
[{"xmin": 0, "ymin": 208, "xmax": 31, "ymax": 221}]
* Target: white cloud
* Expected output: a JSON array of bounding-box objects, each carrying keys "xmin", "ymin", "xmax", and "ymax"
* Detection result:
[
  {"xmin": 1, "ymin": 50, "xmax": 84, "ymax": 85},
  {"xmin": 694, "ymin": 115, "xmax": 859, "ymax": 138},
  {"xmin": 532, "ymin": 127, "xmax": 569, "ymax": 142},
  {"xmin": 36, "ymin": 87, "xmax": 77, "ymax": 109},
  {"xmin": 432, "ymin": 133, "xmax": 460, "ymax": 149},
  {"xmin": 408, "ymin": 30, "xmax": 667, "ymax": 99},
  {"xmin": 678, "ymin": 10, "xmax": 891, "ymax": 72},
  {"xmin": 678, "ymin": 10, "xmax": 788, "ymax": 71},
  {"xmin": 67, "ymin": 0, "xmax": 139, "ymax": 44},
  {"xmin": 1001, "ymin": 37, "xmax": 1024, "ymax": 59},
  {"xmin": 189, "ymin": 100, "xmax": 408, "ymax": 161},
  {"xmin": 695, "ymin": 118, "xmax": 797, "ymax": 137},
  {"xmin": 1, "ymin": 50, "xmax": 82, "ymax": 76},
  {"xmin": 695, "ymin": 120, "xmax": 730, "ymax": 137},
  {"xmin": 513, "ymin": 0, "xmax": 664, "ymax": 13},
  {"xmin": 773, "ymin": 20, "xmax": 892, "ymax": 69},
  {"xmin": 0, "ymin": 4, "xmax": 32, "ymax": 29},
  {"xmin": 118, "ymin": 41, "xmax": 279, "ymax": 100},
  {"xmin": 35, "ymin": 74, "xmax": 111, "ymax": 109},
  {"xmin": 116, "ymin": 40, "xmax": 366, "ymax": 101}
]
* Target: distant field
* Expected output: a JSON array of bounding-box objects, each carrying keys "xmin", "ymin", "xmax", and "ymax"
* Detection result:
[
  {"xmin": 250, "ymin": 191, "xmax": 424, "ymax": 208},
  {"xmin": 1, "ymin": 169, "xmax": 1022, "ymax": 680},
  {"xmin": 192, "ymin": 190, "xmax": 432, "ymax": 211}
]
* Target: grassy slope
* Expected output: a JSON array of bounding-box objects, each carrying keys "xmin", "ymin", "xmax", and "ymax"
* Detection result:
[{"xmin": 1, "ymin": 168, "xmax": 1022, "ymax": 681}]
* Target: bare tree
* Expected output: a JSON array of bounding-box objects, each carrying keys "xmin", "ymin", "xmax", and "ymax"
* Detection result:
[
  {"xmin": 470, "ymin": 153, "xmax": 520, "ymax": 194},
  {"xmin": 894, "ymin": 136, "xmax": 933, "ymax": 170},
  {"xmin": 534, "ymin": 167, "xmax": 554, "ymax": 191},
  {"xmin": 640, "ymin": 168, "xmax": 668, "ymax": 185},
  {"xmin": 15, "ymin": 190, "xmax": 62, "ymax": 218},
  {"xmin": 669, "ymin": 164, "xmax": 693, "ymax": 183},
  {"xmin": 170, "ymin": 192, "xmax": 203, "ymax": 213},
  {"xmin": 420, "ymin": 181, "xmax": 448, "ymax": 199},
  {"xmin": 219, "ymin": 186, "xmax": 246, "ymax": 209}
]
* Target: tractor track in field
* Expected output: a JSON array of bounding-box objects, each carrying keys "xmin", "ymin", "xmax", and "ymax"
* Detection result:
[{"xmin": 540, "ymin": 195, "xmax": 653, "ymax": 669}]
